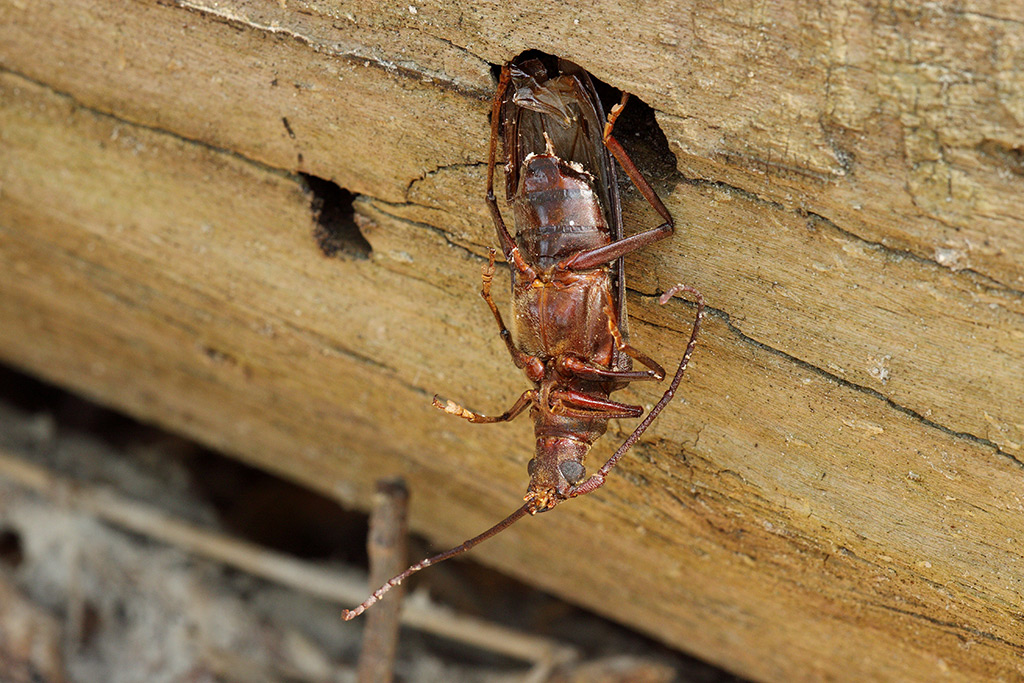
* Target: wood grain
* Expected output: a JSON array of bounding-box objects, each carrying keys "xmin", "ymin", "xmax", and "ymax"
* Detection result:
[{"xmin": 1, "ymin": 1, "xmax": 1023, "ymax": 680}]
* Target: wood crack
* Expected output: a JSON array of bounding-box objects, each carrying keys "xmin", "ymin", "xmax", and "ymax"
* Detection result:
[
  {"xmin": 640, "ymin": 302, "xmax": 1024, "ymax": 471},
  {"xmin": 866, "ymin": 602, "xmax": 1024, "ymax": 651},
  {"xmin": 403, "ymin": 161, "xmax": 488, "ymax": 202},
  {"xmin": 352, "ymin": 194, "xmax": 1023, "ymax": 469},
  {"xmin": 162, "ymin": 0, "xmax": 492, "ymax": 99},
  {"xmin": 0, "ymin": 67, "xmax": 298, "ymax": 182}
]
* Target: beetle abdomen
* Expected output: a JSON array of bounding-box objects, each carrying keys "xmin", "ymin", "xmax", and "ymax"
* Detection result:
[{"xmin": 513, "ymin": 154, "xmax": 610, "ymax": 265}]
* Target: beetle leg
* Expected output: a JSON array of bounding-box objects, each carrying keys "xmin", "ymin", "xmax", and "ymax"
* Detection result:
[
  {"xmin": 603, "ymin": 290, "xmax": 666, "ymax": 379},
  {"xmin": 557, "ymin": 291, "xmax": 665, "ymax": 381},
  {"xmin": 603, "ymin": 93, "xmax": 674, "ymax": 228},
  {"xmin": 549, "ymin": 390, "xmax": 643, "ymax": 419},
  {"xmin": 604, "ymin": 322, "xmax": 666, "ymax": 381},
  {"xmin": 485, "ymin": 64, "xmax": 515, "ymax": 258},
  {"xmin": 432, "ymin": 390, "xmax": 535, "ymax": 424},
  {"xmin": 480, "ymin": 249, "xmax": 545, "ymax": 379},
  {"xmin": 558, "ymin": 224, "xmax": 674, "ymax": 272},
  {"xmin": 558, "ymin": 356, "xmax": 660, "ymax": 382},
  {"xmin": 569, "ymin": 285, "xmax": 705, "ymax": 500},
  {"xmin": 486, "ymin": 64, "xmax": 537, "ymax": 279},
  {"xmin": 558, "ymin": 92, "xmax": 676, "ymax": 273}
]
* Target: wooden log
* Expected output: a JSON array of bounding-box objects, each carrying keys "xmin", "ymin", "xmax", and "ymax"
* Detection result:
[{"xmin": 1, "ymin": 1, "xmax": 1022, "ymax": 680}]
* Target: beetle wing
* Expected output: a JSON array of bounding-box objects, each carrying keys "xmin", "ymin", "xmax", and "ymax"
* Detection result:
[{"xmin": 501, "ymin": 57, "xmax": 630, "ymax": 368}]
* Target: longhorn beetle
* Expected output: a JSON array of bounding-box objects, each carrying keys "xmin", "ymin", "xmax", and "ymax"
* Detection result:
[{"xmin": 344, "ymin": 54, "xmax": 703, "ymax": 620}]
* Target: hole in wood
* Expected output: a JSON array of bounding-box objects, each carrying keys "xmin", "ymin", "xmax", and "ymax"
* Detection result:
[
  {"xmin": 0, "ymin": 527, "xmax": 24, "ymax": 568},
  {"xmin": 978, "ymin": 139, "xmax": 1024, "ymax": 177},
  {"xmin": 301, "ymin": 174, "xmax": 371, "ymax": 260}
]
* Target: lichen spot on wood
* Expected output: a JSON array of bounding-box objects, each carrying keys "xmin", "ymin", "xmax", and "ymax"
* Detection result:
[{"xmin": 301, "ymin": 174, "xmax": 371, "ymax": 260}]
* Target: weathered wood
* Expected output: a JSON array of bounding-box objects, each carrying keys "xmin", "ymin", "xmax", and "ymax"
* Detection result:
[{"xmin": 1, "ymin": 1, "xmax": 1022, "ymax": 681}]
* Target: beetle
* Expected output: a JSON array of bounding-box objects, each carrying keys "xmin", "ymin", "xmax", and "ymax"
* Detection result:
[{"xmin": 344, "ymin": 54, "xmax": 703, "ymax": 620}]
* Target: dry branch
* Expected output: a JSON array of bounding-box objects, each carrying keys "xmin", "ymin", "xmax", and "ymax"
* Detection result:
[
  {"xmin": 357, "ymin": 479, "xmax": 409, "ymax": 683},
  {"xmin": 0, "ymin": 447, "xmax": 578, "ymax": 669}
]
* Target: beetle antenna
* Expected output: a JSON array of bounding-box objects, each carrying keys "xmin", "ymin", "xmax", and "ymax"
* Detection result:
[{"xmin": 342, "ymin": 502, "xmax": 531, "ymax": 620}]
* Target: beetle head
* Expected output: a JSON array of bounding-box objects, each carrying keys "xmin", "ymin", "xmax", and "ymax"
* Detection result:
[{"xmin": 524, "ymin": 436, "xmax": 590, "ymax": 512}]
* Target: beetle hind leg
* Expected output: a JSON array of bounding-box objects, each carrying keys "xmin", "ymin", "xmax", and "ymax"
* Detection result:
[{"xmin": 602, "ymin": 291, "xmax": 666, "ymax": 380}]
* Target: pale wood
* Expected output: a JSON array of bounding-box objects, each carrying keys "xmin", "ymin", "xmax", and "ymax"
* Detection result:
[{"xmin": 1, "ymin": 1, "xmax": 1023, "ymax": 681}]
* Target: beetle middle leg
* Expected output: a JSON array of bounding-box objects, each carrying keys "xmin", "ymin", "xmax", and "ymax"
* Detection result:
[
  {"xmin": 479, "ymin": 248, "xmax": 544, "ymax": 379},
  {"xmin": 568, "ymin": 285, "xmax": 705, "ymax": 500},
  {"xmin": 602, "ymin": 291, "xmax": 666, "ymax": 380},
  {"xmin": 558, "ymin": 291, "xmax": 666, "ymax": 383}
]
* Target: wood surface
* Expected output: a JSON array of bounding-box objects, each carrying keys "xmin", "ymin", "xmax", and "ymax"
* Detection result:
[{"xmin": 1, "ymin": 1, "xmax": 1023, "ymax": 680}]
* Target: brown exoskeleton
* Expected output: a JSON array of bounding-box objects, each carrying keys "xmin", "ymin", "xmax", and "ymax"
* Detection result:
[{"xmin": 344, "ymin": 54, "xmax": 703, "ymax": 620}]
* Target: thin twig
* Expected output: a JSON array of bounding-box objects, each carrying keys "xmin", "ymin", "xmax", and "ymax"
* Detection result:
[
  {"xmin": 0, "ymin": 447, "xmax": 578, "ymax": 669},
  {"xmin": 357, "ymin": 479, "xmax": 408, "ymax": 683}
]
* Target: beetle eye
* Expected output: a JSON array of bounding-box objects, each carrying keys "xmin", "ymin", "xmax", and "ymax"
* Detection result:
[
  {"xmin": 558, "ymin": 460, "xmax": 585, "ymax": 485},
  {"xmin": 527, "ymin": 458, "xmax": 537, "ymax": 476}
]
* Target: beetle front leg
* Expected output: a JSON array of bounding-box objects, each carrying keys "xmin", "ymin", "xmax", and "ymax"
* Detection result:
[
  {"xmin": 548, "ymin": 389, "xmax": 643, "ymax": 419},
  {"xmin": 557, "ymin": 356, "xmax": 661, "ymax": 383},
  {"xmin": 432, "ymin": 389, "xmax": 535, "ymax": 424}
]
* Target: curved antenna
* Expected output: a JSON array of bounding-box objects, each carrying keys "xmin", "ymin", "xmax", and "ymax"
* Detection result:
[
  {"xmin": 569, "ymin": 284, "xmax": 705, "ymax": 498},
  {"xmin": 343, "ymin": 502, "xmax": 532, "ymax": 620},
  {"xmin": 599, "ymin": 285, "xmax": 704, "ymax": 475}
]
